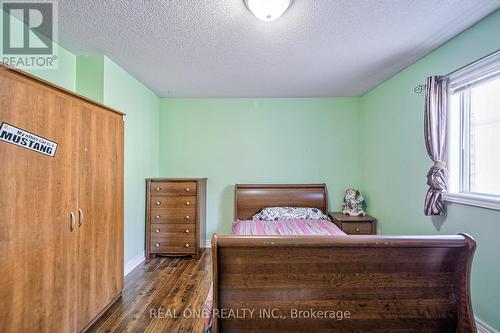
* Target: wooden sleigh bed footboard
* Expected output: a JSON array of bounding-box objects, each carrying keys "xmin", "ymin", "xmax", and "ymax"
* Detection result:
[{"xmin": 211, "ymin": 234, "xmax": 477, "ymax": 333}]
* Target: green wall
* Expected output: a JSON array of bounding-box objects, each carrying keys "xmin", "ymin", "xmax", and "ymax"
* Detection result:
[
  {"xmin": 26, "ymin": 46, "xmax": 77, "ymax": 91},
  {"xmin": 159, "ymin": 98, "xmax": 362, "ymax": 236},
  {"xmin": 102, "ymin": 57, "xmax": 160, "ymax": 264},
  {"xmin": 76, "ymin": 55, "xmax": 104, "ymax": 102},
  {"xmin": 360, "ymin": 10, "xmax": 500, "ymax": 330}
]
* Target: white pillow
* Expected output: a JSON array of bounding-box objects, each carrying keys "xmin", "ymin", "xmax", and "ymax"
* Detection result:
[{"xmin": 252, "ymin": 207, "xmax": 330, "ymax": 221}]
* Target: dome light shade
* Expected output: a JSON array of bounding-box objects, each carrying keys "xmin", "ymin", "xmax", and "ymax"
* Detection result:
[{"xmin": 244, "ymin": 0, "xmax": 294, "ymax": 22}]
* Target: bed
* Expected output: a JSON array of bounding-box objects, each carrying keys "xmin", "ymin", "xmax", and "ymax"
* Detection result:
[{"xmin": 209, "ymin": 184, "xmax": 477, "ymax": 332}]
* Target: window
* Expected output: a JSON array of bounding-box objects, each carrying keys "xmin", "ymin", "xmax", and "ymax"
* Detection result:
[{"xmin": 446, "ymin": 52, "xmax": 500, "ymax": 210}]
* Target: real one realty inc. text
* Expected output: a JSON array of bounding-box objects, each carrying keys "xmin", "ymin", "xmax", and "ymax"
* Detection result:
[{"xmin": 150, "ymin": 308, "xmax": 352, "ymax": 321}]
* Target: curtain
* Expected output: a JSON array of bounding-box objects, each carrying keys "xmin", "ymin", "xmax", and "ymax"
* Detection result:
[{"xmin": 424, "ymin": 76, "xmax": 449, "ymax": 216}]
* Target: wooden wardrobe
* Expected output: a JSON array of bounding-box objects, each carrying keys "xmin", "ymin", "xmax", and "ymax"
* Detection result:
[{"xmin": 0, "ymin": 67, "xmax": 124, "ymax": 332}]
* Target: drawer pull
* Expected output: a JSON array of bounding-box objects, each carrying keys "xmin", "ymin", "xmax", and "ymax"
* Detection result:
[
  {"xmin": 185, "ymin": 229, "xmax": 190, "ymax": 233},
  {"xmin": 185, "ymin": 201, "xmax": 191, "ymax": 206},
  {"xmin": 185, "ymin": 215, "xmax": 190, "ymax": 220},
  {"xmin": 155, "ymin": 243, "xmax": 160, "ymax": 247},
  {"xmin": 156, "ymin": 215, "xmax": 161, "ymax": 219},
  {"xmin": 185, "ymin": 188, "xmax": 191, "ymax": 192},
  {"xmin": 156, "ymin": 201, "xmax": 161, "ymax": 205},
  {"xmin": 155, "ymin": 229, "xmax": 160, "ymax": 233},
  {"xmin": 185, "ymin": 243, "xmax": 190, "ymax": 248},
  {"xmin": 156, "ymin": 187, "xmax": 161, "ymax": 191},
  {"xmin": 355, "ymin": 227, "xmax": 360, "ymax": 232}
]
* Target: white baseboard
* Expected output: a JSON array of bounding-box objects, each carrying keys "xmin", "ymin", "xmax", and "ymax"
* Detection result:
[
  {"xmin": 124, "ymin": 252, "xmax": 145, "ymax": 276},
  {"xmin": 203, "ymin": 240, "xmax": 212, "ymax": 248},
  {"xmin": 477, "ymin": 317, "xmax": 498, "ymax": 333}
]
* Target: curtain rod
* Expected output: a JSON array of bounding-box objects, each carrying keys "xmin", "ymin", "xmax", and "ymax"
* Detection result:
[{"xmin": 414, "ymin": 48, "xmax": 500, "ymax": 94}]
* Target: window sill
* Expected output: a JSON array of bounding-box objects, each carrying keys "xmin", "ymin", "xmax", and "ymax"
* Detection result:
[{"xmin": 445, "ymin": 192, "xmax": 500, "ymax": 211}]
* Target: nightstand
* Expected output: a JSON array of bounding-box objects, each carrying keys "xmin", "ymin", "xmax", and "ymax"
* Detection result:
[{"xmin": 328, "ymin": 212, "xmax": 377, "ymax": 235}]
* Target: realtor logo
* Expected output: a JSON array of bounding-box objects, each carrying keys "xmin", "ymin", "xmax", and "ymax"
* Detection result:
[{"xmin": 1, "ymin": 0, "xmax": 58, "ymax": 69}]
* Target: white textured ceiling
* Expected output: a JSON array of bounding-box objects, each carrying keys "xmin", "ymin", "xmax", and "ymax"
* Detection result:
[{"xmin": 58, "ymin": 1, "xmax": 500, "ymax": 97}]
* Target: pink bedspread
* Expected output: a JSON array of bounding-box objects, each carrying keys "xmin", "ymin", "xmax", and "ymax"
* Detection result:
[
  {"xmin": 232, "ymin": 218, "xmax": 345, "ymax": 236},
  {"xmin": 204, "ymin": 219, "xmax": 345, "ymax": 331}
]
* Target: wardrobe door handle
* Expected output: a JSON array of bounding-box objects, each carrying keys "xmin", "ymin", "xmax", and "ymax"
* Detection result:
[
  {"xmin": 70, "ymin": 212, "xmax": 75, "ymax": 232},
  {"xmin": 185, "ymin": 201, "xmax": 191, "ymax": 206},
  {"xmin": 185, "ymin": 188, "xmax": 191, "ymax": 192},
  {"xmin": 78, "ymin": 208, "xmax": 84, "ymax": 227}
]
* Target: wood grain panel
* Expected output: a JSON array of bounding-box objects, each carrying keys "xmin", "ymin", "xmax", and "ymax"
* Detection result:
[
  {"xmin": 220, "ymin": 286, "xmax": 454, "ymax": 301},
  {"xmin": 212, "ymin": 234, "xmax": 477, "ymax": 332},
  {"xmin": 0, "ymin": 69, "xmax": 80, "ymax": 333},
  {"xmin": 150, "ymin": 181, "xmax": 197, "ymax": 196},
  {"xmin": 339, "ymin": 222, "xmax": 373, "ymax": 234},
  {"xmin": 150, "ymin": 208, "xmax": 196, "ymax": 223},
  {"xmin": 329, "ymin": 212, "xmax": 376, "ymax": 222},
  {"xmin": 218, "ymin": 272, "xmax": 456, "ymax": 288},
  {"xmin": 77, "ymin": 103, "xmax": 124, "ymax": 331},
  {"xmin": 220, "ymin": 318, "xmax": 458, "ymax": 332},
  {"xmin": 220, "ymin": 299, "xmax": 458, "ymax": 319},
  {"xmin": 150, "ymin": 223, "xmax": 196, "ymax": 237},
  {"xmin": 217, "ymin": 245, "xmax": 460, "ymax": 263},
  {"xmin": 150, "ymin": 237, "xmax": 197, "ymax": 254},
  {"xmin": 235, "ymin": 184, "xmax": 328, "ymax": 220},
  {"xmin": 150, "ymin": 195, "xmax": 196, "ymax": 208}
]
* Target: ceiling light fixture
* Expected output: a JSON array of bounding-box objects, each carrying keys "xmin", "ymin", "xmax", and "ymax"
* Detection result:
[{"xmin": 244, "ymin": 0, "xmax": 294, "ymax": 22}]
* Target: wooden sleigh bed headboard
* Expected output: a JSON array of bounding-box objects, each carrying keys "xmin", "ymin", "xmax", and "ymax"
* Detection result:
[
  {"xmin": 234, "ymin": 184, "xmax": 328, "ymax": 220},
  {"xmin": 211, "ymin": 184, "xmax": 477, "ymax": 332}
]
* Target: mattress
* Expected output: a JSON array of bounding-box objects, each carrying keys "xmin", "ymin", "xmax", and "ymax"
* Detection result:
[{"xmin": 204, "ymin": 219, "xmax": 346, "ymax": 331}]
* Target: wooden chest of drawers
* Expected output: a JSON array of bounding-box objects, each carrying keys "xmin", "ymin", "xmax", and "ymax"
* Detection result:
[
  {"xmin": 146, "ymin": 178, "xmax": 206, "ymax": 259},
  {"xmin": 328, "ymin": 212, "xmax": 377, "ymax": 235}
]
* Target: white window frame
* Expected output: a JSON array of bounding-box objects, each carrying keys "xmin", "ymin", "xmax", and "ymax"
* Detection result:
[{"xmin": 444, "ymin": 50, "xmax": 500, "ymax": 211}]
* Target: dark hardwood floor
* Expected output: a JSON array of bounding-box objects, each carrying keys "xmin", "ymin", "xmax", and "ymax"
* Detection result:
[{"xmin": 88, "ymin": 249, "xmax": 211, "ymax": 333}]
